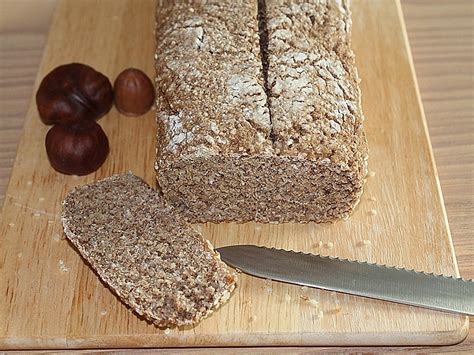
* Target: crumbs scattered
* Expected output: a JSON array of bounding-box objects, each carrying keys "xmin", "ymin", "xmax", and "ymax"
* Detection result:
[
  {"xmin": 48, "ymin": 220, "xmax": 54, "ymax": 225},
  {"xmin": 301, "ymin": 286, "xmax": 308, "ymax": 292},
  {"xmin": 32, "ymin": 212, "xmax": 41, "ymax": 217},
  {"xmin": 368, "ymin": 209, "xmax": 377, "ymax": 216},
  {"xmin": 26, "ymin": 181, "xmax": 33, "ymax": 186},
  {"xmin": 53, "ymin": 234, "xmax": 61, "ymax": 242},
  {"xmin": 284, "ymin": 294, "xmax": 291, "ymax": 302},
  {"xmin": 59, "ymin": 260, "xmax": 69, "ymax": 272},
  {"xmin": 368, "ymin": 196, "xmax": 377, "ymax": 202},
  {"xmin": 300, "ymin": 294, "xmax": 309, "ymax": 301},
  {"xmin": 263, "ymin": 279, "xmax": 273, "ymax": 293},
  {"xmin": 38, "ymin": 197, "xmax": 45, "ymax": 202},
  {"xmin": 17, "ymin": 252, "xmax": 23, "ymax": 259},
  {"xmin": 309, "ymin": 299, "xmax": 319, "ymax": 307},
  {"xmin": 325, "ymin": 242, "xmax": 334, "ymax": 248},
  {"xmin": 100, "ymin": 310, "xmax": 107, "ymax": 316},
  {"xmin": 357, "ymin": 239, "xmax": 372, "ymax": 246},
  {"xmin": 164, "ymin": 328, "xmax": 171, "ymax": 335},
  {"xmin": 249, "ymin": 314, "xmax": 257, "ymax": 322},
  {"xmin": 368, "ymin": 171, "xmax": 376, "ymax": 177},
  {"xmin": 315, "ymin": 241, "xmax": 324, "ymax": 248},
  {"xmin": 314, "ymin": 310, "xmax": 324, "ymax": 320},
  {"xmin": 8, "ymin": 222, "xmax": 15, "ymax": 227},
  {"xmin": 329, "ymin": 306, "xmax": 343, "ymax": 315}
]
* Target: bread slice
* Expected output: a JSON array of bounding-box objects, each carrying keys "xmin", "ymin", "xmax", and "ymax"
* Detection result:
[
  {"xmin": 154, "ymin": 0, "xmax": 368, "ymax": 223},
  {"xmin": 61, "ymin": 173, "xmax": 236, "ymax": 328}
]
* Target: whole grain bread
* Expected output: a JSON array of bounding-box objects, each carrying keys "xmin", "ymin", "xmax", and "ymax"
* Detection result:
[
  {"xmin": 155, "ymin": 0, "xmax": 368, "ymax": 223},
  {"xmin": 62, "ymin": 173, "xmax": 236, "ymax": 328}
]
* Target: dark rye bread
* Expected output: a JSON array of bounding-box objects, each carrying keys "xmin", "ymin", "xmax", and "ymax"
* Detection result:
[
  {"xmin": 61, "ymin": 173, "xmax": 236, "ymax": 328},
  {"xmin": 155, "ymin": 0, "xmax": 368, "ymax": 223}
]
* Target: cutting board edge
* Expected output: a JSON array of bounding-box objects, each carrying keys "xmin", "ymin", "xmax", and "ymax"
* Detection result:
[
  {"xmin": 0, "ymin": 0, "xmax": 60, "ymax": 217},
  {"xmin": 0, "ymin": 0, "xmax": 468, "ymax": 349},
  {"xmin": 0, "ymin": 318, "xmax": 469, "ymax": 350},
  {"xmin": 395, "ymin": 0, "xmax": 459, "ymax": 278}
]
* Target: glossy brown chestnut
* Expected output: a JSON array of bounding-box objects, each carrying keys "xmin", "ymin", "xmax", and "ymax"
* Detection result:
[
  {"xmin": 114, "ymin": 68, "xmax": 155, "ymax": 116},
  {"xmin": 45, "ymin": 120, "xmax": 109, "ymax": 176},
  {"xmin": 36, "ymin": 63, "xmax": 113, "ymax": 125}
]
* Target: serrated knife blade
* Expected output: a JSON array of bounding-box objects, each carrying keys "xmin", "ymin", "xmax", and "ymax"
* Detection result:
[{"xmin": 216, "ymin": 245, "xmax": 474, "ymax": 315}]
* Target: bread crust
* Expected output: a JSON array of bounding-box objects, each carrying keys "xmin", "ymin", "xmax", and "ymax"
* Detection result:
[
  {"xmin": 155, "ymin": 0, "xmax": 368, "ymax": 223},
  {"xmin": 62, "ymin": 173, "xmax": 236, "ymax": 328}
]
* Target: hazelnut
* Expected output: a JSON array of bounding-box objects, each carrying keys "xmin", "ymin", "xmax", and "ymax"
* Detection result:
[
  {"xmin": 45, "ymin": 120, "xmax": 109, "ymax": 175},
  {"xmin": 113, "ymin": 68, "xmax": 154, "ymax": 116},
  {"xmin": 36, "ymin": 63, "xmax": 113, "ymax": 125}
]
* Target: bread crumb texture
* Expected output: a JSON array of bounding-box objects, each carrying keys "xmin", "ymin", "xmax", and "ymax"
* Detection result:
[
  {"xmin": 62, "ymin": 173, "xmax": 237, "ymax": 328},
  {"xmin": 58, "ymin": 260, "xmax": 69, "ymax": 273},
  {"xmin": 155, "ymin": 0, "xmax": 368, "ymax": 223},
  {"xmin": 309, "ymin": 298, "xmax": 319, "ymax": 307}
]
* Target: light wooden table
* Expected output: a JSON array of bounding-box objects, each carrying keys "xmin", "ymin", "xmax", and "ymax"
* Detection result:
[{"xmin": 0, "ymin": 0, "xmax": 472, "ymax": 352}]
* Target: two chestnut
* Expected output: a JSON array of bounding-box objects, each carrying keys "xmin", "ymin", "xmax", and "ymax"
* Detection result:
[
  {"xmin": 37, "ymin": 63, "xmax": 155, "ymax": 176},
  {"xmin": 36, "ymin": 63, "xmax": 114, "ymax": 125},
  {"xmin": 45, "ymin": 121, "xmax": 109, "ymax": 176}
]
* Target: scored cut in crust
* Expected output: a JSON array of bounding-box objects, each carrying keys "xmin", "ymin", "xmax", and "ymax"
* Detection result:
[{"xmin": 155, "ymin": 0, "xmax": 368, "ymax": 224}]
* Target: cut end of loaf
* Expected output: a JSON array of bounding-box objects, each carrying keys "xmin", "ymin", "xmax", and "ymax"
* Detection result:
[
  {"xmin": 157, "ymin": 154, "xmax": 366, "ymax": 223},
  {"xmin": 61, "ymin": 173, "xmax": 237, "ymax": 328}
]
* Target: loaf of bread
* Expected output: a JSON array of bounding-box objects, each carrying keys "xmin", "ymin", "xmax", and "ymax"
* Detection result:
[
  {"xmin": 62, "ymin": 173, "xmax": 236, "ymax": 328},
  {"xmin": 155, "ymin": 0, "xmax": 368, "ymax": 223}
]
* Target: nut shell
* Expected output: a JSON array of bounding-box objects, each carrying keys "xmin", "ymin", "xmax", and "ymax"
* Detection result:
[
  {"xmin": 36, "ymin": 63, "xmax": 113, "ymax": 125},
  {"xmin": 114, "ymin": 68, "xmax": 155, "ymax": 116},
  {"xmin": 45, "ymin": 121, "xmax": 109, "ymax": 176}
]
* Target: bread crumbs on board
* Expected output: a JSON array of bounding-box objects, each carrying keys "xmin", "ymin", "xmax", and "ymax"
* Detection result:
[{"xmin": 58, "ymin": 260, "xmax": 69, "ymax": 272}]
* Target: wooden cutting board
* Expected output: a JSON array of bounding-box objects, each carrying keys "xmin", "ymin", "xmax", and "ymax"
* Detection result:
[{"xmin": 0, "ymin": 0, "xmax": 469, "ymax": 349}]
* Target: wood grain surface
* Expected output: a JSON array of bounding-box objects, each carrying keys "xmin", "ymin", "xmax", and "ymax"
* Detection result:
[{"xmin": 0, "ymin": 0, "xmax": 472, "ymax": 352}]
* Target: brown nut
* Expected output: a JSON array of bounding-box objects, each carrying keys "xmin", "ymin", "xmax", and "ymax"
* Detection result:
[
  {"xmin": 45, "ymin": 120, "xmax": 109, "ymax": 176},
  {"xmin": 36, "ymin": 63, "xmax": 113, "ymax": 125},
  {"xmin": 113, "ymin": 68, "xmax": 154, "ymax": 116}
]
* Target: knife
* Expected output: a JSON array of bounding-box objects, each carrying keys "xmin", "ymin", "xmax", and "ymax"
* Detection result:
[{"xmin": 216, "ymin": 245, "xmax": 474, "ymax": 315}]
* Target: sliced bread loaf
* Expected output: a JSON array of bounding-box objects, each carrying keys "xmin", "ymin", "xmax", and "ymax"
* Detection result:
[
  {"xmin": 155, "ymin": 0, "xmax": 368, "ymax": 223},
  {"xmin": 62, "ymin": 173, "xmax": 236, "ymax": 328}
]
